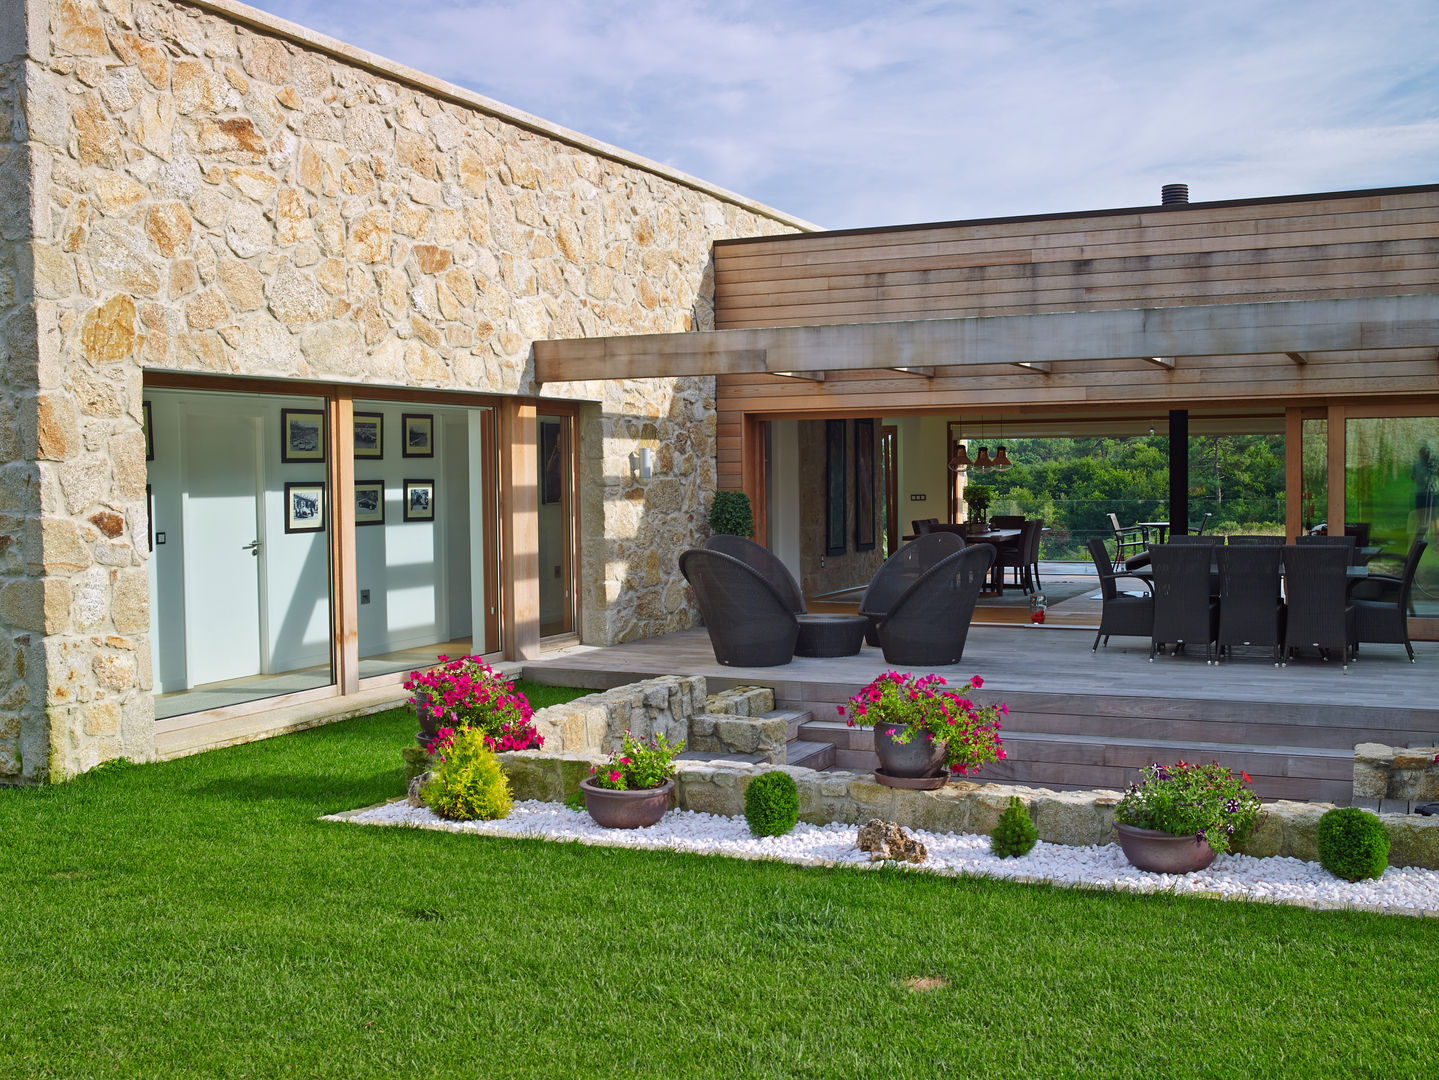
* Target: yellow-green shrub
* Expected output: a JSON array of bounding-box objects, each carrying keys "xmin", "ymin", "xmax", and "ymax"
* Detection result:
[{"xmin": 420, "ymin": 728, "xmax": 513, "ymax": 821}]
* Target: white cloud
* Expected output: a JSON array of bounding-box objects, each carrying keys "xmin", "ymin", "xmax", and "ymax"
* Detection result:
[{"xmin": 247, "ymin": 0, "xmax": 1439, "ymax": 227}]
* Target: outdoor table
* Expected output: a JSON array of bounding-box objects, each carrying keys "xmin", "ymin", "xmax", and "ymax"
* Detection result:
[
  {"xmin": 963, "ymin": 527, "xmax": 1021, "ymax": 596},
  {"xmin": 1136, "ymin": 521, "xmax": 1171, "ymax": 544}
]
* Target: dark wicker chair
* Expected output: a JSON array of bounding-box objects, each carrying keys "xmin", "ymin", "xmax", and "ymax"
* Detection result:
[
  {"xmin": 859, "ymin": 532, "xmax": 965, "ymax": 646},
  {"xmin": 1227, "ymin": 535, "xmax": 1285, "ymax": 546},
  {"xmin": 990, "ymin": 515, "xmax": 1026, "ymax": 529},
  {"xmin": 1281, "ymin": 544, "xmax": 1356, "ymax": 670},
  {"xmin": 1106, "ymin": 512, "xmax": 1147, "ymax": 570},
  {"xmin": 1149, "ymin": 543, "xmax": 1220, "ymax": 663},
  {"xmin": 997, "ymin": 518, "xmax": 1043, "ymax": 592},
  {"xmin": 702, "ymin": 534, "xmax": 804, "ymax": 613},
  {"xmin": 1085, "ymin": 537, "xmax": 1154, "ymax": 652},
  {"xmin": 1190, "ymin": 511, "xmax": 1213, "ymax": 536},
  {"xmin": 679, "ymin": 548, "xmax": 798, "ymax": 667},
  {"xmin": 1349, "ymin": 537, "xmax": 1428, "ymax": 662},
  {"xmin": 1166, "ymin": 534, "xmax": 1222, "ymax": 545},
  {"xmin": 1297, "ymin": 533, "xmax": 1358, "ymax": 564},
  {"xmin": 1345, "ymin": 522, "xmax": 1372, "ymax": 548},
  {"xmin": 1217, "ymin": 544, "xmax": 1285, "ymax": 664},
  {"xmin": 876, "ymin": 544, "xmax": 995, "ymax": 666},
  {"xmin": 911, "ymin": 518, "xmax": 939, "ymax": 535}
]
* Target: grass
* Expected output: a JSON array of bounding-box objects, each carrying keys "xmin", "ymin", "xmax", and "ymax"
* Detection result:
[{"xmin": 2, "ymin": 706, "xmax": 1437, "ymax": 1079}]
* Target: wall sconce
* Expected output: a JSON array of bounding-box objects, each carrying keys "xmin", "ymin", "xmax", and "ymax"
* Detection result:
[{"xmin": 630, "ymin": 447, "xmax": 654, "ymax": 480}]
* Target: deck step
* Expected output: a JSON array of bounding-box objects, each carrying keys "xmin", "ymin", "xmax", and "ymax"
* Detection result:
[
  {"xmin": 786, "ymin": 739, "xmax": 835, "ymax": 771},
  {"xmin": 763, "ymin": 708, "xmax": 812, "ymax": 741}
]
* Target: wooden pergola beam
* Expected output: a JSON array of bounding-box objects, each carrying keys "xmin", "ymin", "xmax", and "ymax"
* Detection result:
[{"xmin": 533, "ymin": 294, "xmax": 1439, "ymax": 382}]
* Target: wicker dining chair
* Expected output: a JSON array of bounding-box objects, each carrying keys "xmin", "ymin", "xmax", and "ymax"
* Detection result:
[
  {"xmin": 1085, "ymin": 537, "xmax": 1154, "ymax": 652},
  {"xmin": 859, "ymin": 532, "xmax": 965, "ymax": 646},
  {"xmin": 702, "ymin": 534, "xmax": 805, "ymax": 613},
  {"xmin": 1296, "ymin": 533, "xmax": 1358, "ymax": 563},
  {"xmin": 876, "ymin": 544, "xmax": 995, "ymax": 666},
  {"xmin": 679, "ymin": 548, "xmax": 799, "ymax": 667},
  {"xmin": 1227, "ymin": 535, "xmax": 1285, "ymax": 546},
  {"xmin": 1349, "ymin": 536, "xmax": 1428, "ymax": 662},
  {"xmin": 1217, "ymin": 544, "xmax": 1285, "ymax": 664},
  {"xmin": 1149, "ymin": 543, "xmax": 1220, "ymax": 663},
  {"xmin": 997, "ymin": 518, "xmax": 1043, "ymax": 592},
  {"xmin": 1281, "ymin": 544, "xmax": 1356, "ymax": 670}
]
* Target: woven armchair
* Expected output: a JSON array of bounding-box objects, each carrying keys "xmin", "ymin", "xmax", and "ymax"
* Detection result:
[
  {"xmin": 1106, "ymin": 512, "xmax": 1147, "ymax": 570},
  {"xmin": 1217, "ymin": 544, "xmax": 1285, "ymax": 664},
  {"xmin": 1349, "ymin": 537, "xmax": 1427, "ymax": 662},
  {"xmin": 1149, "ymin": 543, "xmax": 1220, "ymax": 663},
  {"xmin": 702, "ymin": 534, "xmax": 805, "ymax": 613},
  {"xmin": 1085, "ymin": 537, "xmax": 1154, "ymax": 651},
  {"xmin": 858, "ymin": 532, "xmax": 964, "ymax": 646},
  {"xmin": 679, "ymin": 548, "xmax": 798, "ymax": 667},
  {"xmin": 876, "ymin": 544, "xmax": 995, "ymax": 666},
  {"xmin": 1281, "ymin": 544, "xmax": 1356, "ymax": 669},
  {"xmin": 1227, "ymin": 535, "xmax": 1284, "ymax": 546}
]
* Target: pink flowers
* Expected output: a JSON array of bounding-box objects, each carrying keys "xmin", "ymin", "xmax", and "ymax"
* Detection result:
[
  {"xmin": 839, "ymin": 671, "xmax": 1005, "ymax": 777},
  {"xmin": 407, "ymin": 655, "xmax": 543, "ymax": 755}
]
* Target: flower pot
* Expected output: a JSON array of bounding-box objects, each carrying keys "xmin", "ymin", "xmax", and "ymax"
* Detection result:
[
  {"xmin": 1115, "ymin": 823, "xmax": 1218, "ymax": 874},
  {"xmin": 872, "ymin": 725, "xmax": 947, "ymax": 779},
  {"xmin": 580, "ymin": 777, "xmax": 675, "ymax": 829}
]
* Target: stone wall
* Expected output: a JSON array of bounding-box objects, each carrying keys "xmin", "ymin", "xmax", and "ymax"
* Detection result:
[
  {"xmin": 2, "ymin": 0, "xmax": 807, "ymax": 781},
  {"xmin": 798, "ymin": 418, "xmax": 885, "ymax": 597},
  {"xmin": 1354, "ymin": 743, "xmax": 1439, "ymax": 803}
]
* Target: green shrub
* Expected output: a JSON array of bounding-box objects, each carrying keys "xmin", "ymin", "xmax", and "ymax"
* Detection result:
[
  {"xmin": 744, "ymin": 771, "xmax": 799, "ymax": 837},
  {"xmin": 1317, "ymin": 806, "xmax": 1389, "ymax": 882},
  {"xmin": 420, "ymin": 728, "xmax": 513, "ymax": 821},
  {"xmin": 709, "ymin": 490, "xmax": 754, "ymax": 538},
  {"xmin": 991, "ymin": 796, "xmax": 1038, "ymax": 858}
]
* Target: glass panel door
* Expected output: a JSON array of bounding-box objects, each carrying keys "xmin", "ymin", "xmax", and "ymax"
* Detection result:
[{"xmin": 1345, "ymin": 416, "xmax": 1439, "ymax": 617}]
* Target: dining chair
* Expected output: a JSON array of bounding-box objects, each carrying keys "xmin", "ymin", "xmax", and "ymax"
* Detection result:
[
  {"xmin": 1217, "ymin": 544, "xmax": 1285, "ymax": 664},
  {"xmin": 1149, "ymin": 543, "xmax": 1219, "ymax": 663},
  {"xmin": 1106, "ymin": 512, "xmax": 1147, "ymax": 570},
  {"xmin": 1349, "ymin": 537, "xmax": 1428, "ymax": 662},
  {"xmin": 1297, "ymin": 533, "xmax": 1358, "ymax": 564},
  {"xmin": 1281, "ymin": 544, "xmax": 1356, "ymax": 670},
  {"xmin": 1085, "ymin": 537, "xmax": 1154, "ymax": 652},
  {"xmin": 1227, "ymin": 535, "xmax": 1285, "ymax": 546}
]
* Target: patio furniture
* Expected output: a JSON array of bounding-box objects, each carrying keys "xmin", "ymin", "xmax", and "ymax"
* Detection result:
[
  {"xmin": 679, "ymin": 548, "xmax": 799, "ymax": 667},
  {"xmin": 1281, "ymin": 544, "xmax": 1356, "ymax": 669},
  {"xmin": 875, "ymin": 544, "xmax": 995, "ymax": 666},
  {"xmin": 1345, "ymin": 522, "xmax": 1372, "ymax": 548},
  {"xmin": 1149, "ymin": 543, "xmax": 1219, "ymax": 663},
  {"xmin": 793, "ymin": 613, "xmax": 869, "ymax": 658},
  {"xmin": 990, "ymin": 515, "xmax": 1026, "ymax": 529},
  {"xmin": 859, "ymin": 532, "xmax": 965, "ymax": 646},
  {"xmin": 997, "ymin": 518, "xmax": 1044, "ymax": 592},
  {"xmin": 1190, "ymin": 511, "xmax": 1213, "ymax": 536},
  {"xmin": 1136, "ymin": 520, "xmax": 1171, "ymax": 544},
  {"xmin": 1085, "ymin": 537, "xmax": 1154, "ymax": 652},
  {"xmin": 1166, "ymin": 534, "xmax": 1221, "ymax": 545},
  {"xmin": 1349, "ymin": 537, "xmax": 1428, "ymax": 662},
  {"xmin": 1228, "ymin": 535, "xmax": 1284, "ymax": 545},
  {"xmin": 1297, "ymin": 533, "xmax": 1358, "ymax": 563},
  {"xmin": 1217, "ymin": 544, "xmax": 1285, "ymax": 664},
  {"xmin": 1107, "ymin": 512, "xmax": 1147, "ymax": 570},
  {"xmin": 702, "ymin": 534, "xmax": 805, "ymax": 613},
  {"xmin": 911, "ymin": 518, "xmax": 939, "ymax": 535}
]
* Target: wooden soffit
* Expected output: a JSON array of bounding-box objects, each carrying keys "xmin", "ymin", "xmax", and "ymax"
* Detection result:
[{"xmin": 533, "ymin": 294, "xmax": 1439, "ymax": 382}]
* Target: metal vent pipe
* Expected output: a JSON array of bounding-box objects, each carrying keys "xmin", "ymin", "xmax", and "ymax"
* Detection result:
[{"xmin": 1161, "ymin": 183, "xmax": 1190, "ymax": 205}]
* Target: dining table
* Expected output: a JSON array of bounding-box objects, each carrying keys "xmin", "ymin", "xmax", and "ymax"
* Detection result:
[{"xmin": 957, "ymin": 527, "xmax": 1021, "ymax": 595}]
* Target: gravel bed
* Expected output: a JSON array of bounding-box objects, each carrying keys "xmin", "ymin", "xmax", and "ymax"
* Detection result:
[{"xmin": 333, "ymin": 799, "xmax": 1439, "ymax": 917}]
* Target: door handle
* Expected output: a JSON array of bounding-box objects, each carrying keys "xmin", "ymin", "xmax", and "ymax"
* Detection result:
[{"xmin": 242, "ymin": 540, "xmax": 262, "ymax": 555}]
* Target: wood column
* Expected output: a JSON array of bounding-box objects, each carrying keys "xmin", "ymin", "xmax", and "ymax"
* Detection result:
[
  {"xmin": 742, "ymin": 413, "xmax": 767, "ymax": 543},
  {"xmin": 500, "ymin": 399, "xmax": 540, "ymax": 660},
  {"xmin": 1284, "ymin": 408, "xmax": 1303, "ymax": 541},
  {"xmin": 1326, "ymin": 404, "xmax": 1346, "ymax": 535},
  {"xmin": 327, "ymin": 390, "xmax": 358, "ymax": 694},
  {"xmin": 1168, "ymin": 409, "xmax": 1189, "ymax": 535}
]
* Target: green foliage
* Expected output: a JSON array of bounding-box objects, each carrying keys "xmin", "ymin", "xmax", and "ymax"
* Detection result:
[
  {"xmin": 563, "ymin": 790, "xmax": 586, "ymax": 813},
  {"xmin": 990, "ymin": 796, "xmax": 1038, "ymax": 858},
  {"xmin": 1317, "ymin": 807, "xmax": 1390, "ymax": 882},
  {"xmin": 744, "ymin": 771, "xmax": 799, "ymax": 837},
  {"xmin": 964, "ymin": 483, "xmax": 995, "ymax": 518},
  {"xmin": 589, "ymin": 730, "xmax": 684, "ymax": 790},
  {"xmin": 419, "ymin": 727, "xmax": 513, "ymax": 821},
  {"xmin": 709, "ymin": 490, "xmax": 755, "ymax": 537},
  {"xmin": 1114, "ymin": 761, "xmax": 1261, "ymax": 855}
]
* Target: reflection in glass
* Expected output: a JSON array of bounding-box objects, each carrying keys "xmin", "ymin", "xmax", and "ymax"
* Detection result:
[{"xmin": 1345, "ymin": 416, "xmax": 1439, "ymax": 617}]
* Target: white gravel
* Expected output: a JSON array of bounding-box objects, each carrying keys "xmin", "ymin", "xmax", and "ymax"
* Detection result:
[{"xmin": 332, "ymin": 799, "xmax": 1439, "ymax": 917}]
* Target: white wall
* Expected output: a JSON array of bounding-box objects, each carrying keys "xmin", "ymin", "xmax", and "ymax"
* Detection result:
[
  {"xmin": 767, "ymin": 420, "xmax": 802, "ymax": 583},
  {"xmin": 893, "ymin": 416, "xmax": 952, "ymax": 528}
]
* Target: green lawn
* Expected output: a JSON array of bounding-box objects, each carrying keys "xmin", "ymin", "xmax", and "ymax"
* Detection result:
[{"xmin": 2, "ymin": 702, "xmax": 1436, "ymax": 1079}]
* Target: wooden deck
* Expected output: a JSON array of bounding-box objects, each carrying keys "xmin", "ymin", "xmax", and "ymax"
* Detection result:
[{"xmin": 523, "ymin": 625, "xmax": 1439, "ymax": 804}]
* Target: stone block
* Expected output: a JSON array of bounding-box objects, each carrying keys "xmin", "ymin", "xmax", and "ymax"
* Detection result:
[
  {"xmin": 1275, "ymin": 800, "xmax": 1332, "ymax": 862},
  {"xmin": 1235, "ymin": 811, "xmax": 1284, "ymax": 859},
  {"xmin": 1384, "ymin": 819, "xmax": 1439, "ymax": 870},
  {"xmin": 1031, "ymin": 790, "xmax": 1112, "ymax": 847}
]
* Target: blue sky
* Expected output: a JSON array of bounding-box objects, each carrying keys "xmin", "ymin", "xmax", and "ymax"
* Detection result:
[{"xmin": 247, "ymin": 0, "xmax": 1438, "ymax": 228}]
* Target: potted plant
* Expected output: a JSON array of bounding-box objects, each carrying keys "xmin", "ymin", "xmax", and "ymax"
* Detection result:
[
  {"xmin": 708, "ymin": 490, "xmax": 755, "ymax": 538},
  {"xmin": 580, "ymin": 730, "xmax": 685, "ymax": 828},
  {"xmin": 839, "ymin": 671, "xmax": 1006, "ymax": 788},
  {"xmin": 1113, "ymin": 760, "xmax": 1262, "ymax": 873},
  {"xmin": 964, "ymin": 484, "xmax": 994, "ymax": 525},
  {"xmin": 407, "ymin": 654, "xmax": 544, "ymax": 752}
]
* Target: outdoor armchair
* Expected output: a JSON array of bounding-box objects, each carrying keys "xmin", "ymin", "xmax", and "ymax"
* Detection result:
[
  {"xmin": 1227, "ymin": 535, "xmax": 1285, "ymax": 545},
  {"xmin": 679, "ymin": 548, "xmax": 798, "ymax": 667},
  {"xmin": 1085, "ymin": 537, "xmax": 1154, "ymax": 652},
  {"xmin": 1349, "ymin": 537, "xmax": 1427, "ymax": 662},
  {"xmin": 1149, "ymin": 543, "xmax": 1220, "ymax": 663},
  {"xmin": 997, "ymin": 518, "xmax": 1044, "ymax": 592},
  {"xmin": 859, "ymin": 532, "xmax": 965, "ymax": 646},
  {"xmin": 875, "ymin": 544, "xmax": 994, "ymax": 666},
  {"xmin": 1190, "ymin": 511, "xmax": 1213, "ymax": 536},
  {"xmin": 1106, "ymin": 512, "xmax": 1147, "ymax": 570},
  {"xmin": 702, "ymin": 534, "xmax": 805, "ymax": 613},
  {"xmin": 990, "ymin": 515, "xmax": 1026, "ymax": 529},
  {"xmin": 1281, "ymin": 544, "xmax": 1356, "ymax": 669},
  {"xmin": 1217, "ymin": 544, "xmax": 1285, "ymax": 665}
]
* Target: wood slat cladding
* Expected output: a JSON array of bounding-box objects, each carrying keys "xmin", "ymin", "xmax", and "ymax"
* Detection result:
[{"xmin": 713, "ymin": 188, "xmax": 1439, "ymax": 329}]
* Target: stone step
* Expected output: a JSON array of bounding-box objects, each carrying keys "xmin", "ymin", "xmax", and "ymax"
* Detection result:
[
  {"xmin": 764, "ymin": 708, "xmax": 812, "ymax": 741},
  {"xmin": 785, "ymin": 739, "xmax": 835, "ymax": 771},
  {"xmin": 676, "ymin": 749, "xmax": 767, "ymax": 766}
]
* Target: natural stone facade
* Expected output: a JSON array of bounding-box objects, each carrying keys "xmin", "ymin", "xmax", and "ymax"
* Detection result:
[
  {"xmin": 0, "ymin": 0, "xmax": 808, "ymax": 781},
  {"xmin": 1354, "ymin": 743, "xmax": 1439, "ymax": 803}
]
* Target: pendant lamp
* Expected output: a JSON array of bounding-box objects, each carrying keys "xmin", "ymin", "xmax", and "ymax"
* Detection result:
[
  {"xmin": 947, "ymin": 443, "xmax": 971, "ymax": 472},
  {"xmin": 992, "ymin": 416, "xmax": 1012, "ymax": 471}
]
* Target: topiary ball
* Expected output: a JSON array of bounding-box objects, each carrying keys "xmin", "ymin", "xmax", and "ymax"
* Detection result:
[
  {"xmin": 1316, "ymin": 806, "xmax": 1389, "ymax": 882},
  {"xmin": 744, "ymin": 770, "xmax": 799, "ymax": 837},
  {"xmin": 991, "ymin": 795, "xmax": 1038, "ymax": 858}
]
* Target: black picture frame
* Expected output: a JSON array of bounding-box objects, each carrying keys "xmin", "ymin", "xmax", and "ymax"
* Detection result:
[
  {"xmin": 143, "ymin": 400, "xmax": 154, "ymax": 461},
  {"xmin": 284, "ymin": 481, "xmax": 326, "ymax": 533},
  {"xmin": 540, "ymin": 420, "xmax": 562, "ymax": 504},
  {"xmin": 402, "ymin": 413, "xmax": 434, "ymax": 458},
  {"xmin": 825, "ymin": 419, "xmax": 846, "ymax": 556},
  {"xmin": 281, "ymin": 409, "xmax": 326, "ymax": 463},
  {"xmin": 403, "ymin": 478, "xmax": 435, "ymax": 522},
  {"xmin": 353, "ymin": 413, "xmax": 384, "ymax": 459},
  {"xmin": 854, "ymin": 419, "xmax": 875, "ymax": 551},
  {"xmin": 354, "ymin": 480, "xmax": 384, "ymax": 526}
]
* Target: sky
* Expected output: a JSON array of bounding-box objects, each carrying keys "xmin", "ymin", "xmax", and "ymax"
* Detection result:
[{"xmin": 245, "ymin": 0, "xmax": 1439, "ymax": 229}]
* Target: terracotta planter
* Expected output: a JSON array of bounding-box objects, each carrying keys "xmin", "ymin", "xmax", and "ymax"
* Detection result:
[
  {"xmin": 580, "ymin": 777, "xmax": 675, "ymax": 829},
  {"xmin": 873, "ymin": 725, "xmax": 947, "ymax": 779},
  {"xmin": 1115, "ymin": 822, "xmax": 1218, "ymax": 874}
]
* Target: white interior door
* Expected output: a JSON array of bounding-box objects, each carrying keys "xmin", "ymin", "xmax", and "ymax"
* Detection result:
[{"xmin": 181, "ymin": 410, "xmax": 264, "ymax": 686}]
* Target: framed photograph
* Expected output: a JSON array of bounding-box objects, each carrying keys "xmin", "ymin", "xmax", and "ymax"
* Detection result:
[
  {"xmin": 354, "ymin": 480, "xmax": 384, "ymax": 526},
  {"xmin": 353, "ymin": 413, "xmax": 384, "ymax": 459},
  {"xmin": 403, "ymin": 478, "xmax": 435, "ymax": 522},
  {"xmin": 825, "ymin": 419, "xmax": 846, "ymax": 556},
  {"xmin": 402, "ymin": 413, "xmax": 434, "ymax": 458},
  {"xmin": 143, "ymin": 400, "xmax": 154, "ymax": 461},
  {"xmin": 284, "ymin": 481, "xmax": 327, "ymax": 533},
  {"xmin": 281, "ymin": 409, "xmax": 326, "ymax": 463},
  {"xmin": 540, "ymin": 420, "xmax": 563, "ymax": 504},
  {"xmin": 854, "ymin": 418, "xmax": 875, "ymax": 551}
]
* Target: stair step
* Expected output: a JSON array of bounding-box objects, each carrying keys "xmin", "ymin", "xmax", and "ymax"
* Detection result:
[
  {"xmin": 786, "ymin": 739, "xmax": 835, "ymax": 771},
  {"xmin": 763, "ymin": 708, "xmax": 812, "ymax": 741}
]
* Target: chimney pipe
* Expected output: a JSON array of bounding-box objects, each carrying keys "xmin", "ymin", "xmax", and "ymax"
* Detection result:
[{"xmin": 1161, "ymin": 183, "xmax": 1189, "ymax": 205}]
